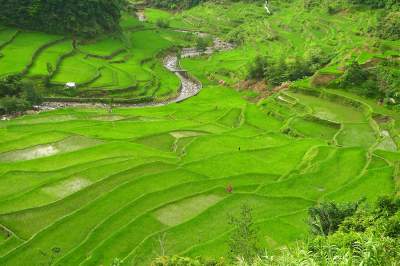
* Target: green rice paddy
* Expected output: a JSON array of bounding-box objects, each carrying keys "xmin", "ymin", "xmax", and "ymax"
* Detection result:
[
  {"xmin": 0, "ymin": 84, "xmax": 398, "ymax": 264},
  {"xmin": 0, "ymin": 15, "xmax": 192, "ymax": 101},
  {"xmin": 0, "ymin": 0, "xmax": 399, "ymax": 265},
  {"xmin": 0, "ymin": 0, "xmax": 398, "ymax": 102}
]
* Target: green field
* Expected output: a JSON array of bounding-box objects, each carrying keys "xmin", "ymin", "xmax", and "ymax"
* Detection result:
[
  {"xmin": 0, "ymin": 83, "xmax": 398, "ymax": 264},
  {"xmin": 0, "ymin": 0, "xmax": 399, "ymax": 265},
  {"xmin": 0, "ymin": 15, "xmax": 193, "ymax": 101},
  {"xmin": 1, "ymin": 1, "xmax": 398, "ymax": 102}
]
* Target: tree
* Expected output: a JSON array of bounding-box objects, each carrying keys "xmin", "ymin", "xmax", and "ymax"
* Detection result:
[
  {"xmin": 0, "ymin": 0, "xmax": 125, "ymax": 37},
  {"xmin": 308, "ymin": 200, "xmax": 362, "ymax": 236},
  {"xmin": 247, "ymin": 56, "xmax": 268, "ymax": 80},
  {"xmin": 377, "ymin": 12, "xmax": 400, "ymax": 40},
  {"xmin": 148, "ymin": 0, "xmax": 202, "ymax": 10},
  {"xmin": 0, "ymin": 96, "xmax": 30, "ymax": 115},
  {"xmin": 287, "ymin": 57, "xmax": 313, "ymax": 81},
  {"xmin": 267, "ymin": 56, "xmax": 287, "ymax": 85},
  {"xmin": 196, "ymin": 37, "xmax": 211, "ymax": 52},
  {"xmin": 336, "ymin": 59, "xmax": 400, "ymax": 101},
  {"xmin": 348, "ymin": 0, "xmax": 398, "ymax": 10},
  {"xmin": 22, "ymin": 81, "xmax": 42, "ymax": 105},
  {"xmin": 339, "ymin": 61, "xmax": 369, "ymax": 88},
  {"xmin": 156, "ymin": 18, "xmax": 170, "ymax": 28},
  {"xmin": 0, "ymin": 75, "xmax": 23, "ymax": 97},
  {"xmin": 228, "ymin": 204, "xmax": 262, "ymax": 264},
  {"xmin": 375, "ymin": 195, "xmax": 400, "ymax": 217},
  {"xmin": 0, "ymin": 75, "xmax": 42, "ymax": 114}
]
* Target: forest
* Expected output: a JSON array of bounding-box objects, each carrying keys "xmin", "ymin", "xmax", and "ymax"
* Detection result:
[{"xmin": 0, "ymin": 0, "xmax": 125, "ymax": 36}]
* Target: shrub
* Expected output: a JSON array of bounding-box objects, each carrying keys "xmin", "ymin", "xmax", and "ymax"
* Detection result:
[
  {"xmin": 374, "ymin": 194, "xmax": 400, "ymax": 217},
  {"xmin": 303, "ymin": 0, "xmax": 321, "ymax": 10},
  {"xmin": 0, "ymin": 75, "xmax": 23, "ymax": 98},
  {"xmin": 338, "ymin": 61, "xmax": 369, "ymax": 88},
  {"xmin": 326, "ymin": 4, "xmax": 343, "ymax": 15},
  {"xmin": 196, "ymin": 37, "xmax": 212, "ymax": 52},
  {"xmin": 377, "ymin": 12, "xmax": 400, "ymax": 40},
  {"xmin": 0, "ymin": 75, "xmax": 43, "ymax": 114},
  {"xmin": 0, "ymin": 96, "xmax": 30, "ymax": 115},
  {"xmin": 337, "ymin": 59, "xmax": 400, "ymax": 102},
  {"xmin": 308, "ymin": 200, "xmax": 362, "ymax": 236},
  {"xmin": 151, "ymin": 256, "xmax": 225, "ymax": 266},
  {"xmin": 242, "ymin": 196, "xmax": 400, "ymax": 265},
  {"xmin": 156, "ymin": 18, "xmax": 170, "ymax": 28},
  {"xmin": 228, "ymin": 205, "xmax": 262, "ymax": 264},
  {"xmin": 348, "ymin": 0, "xmax": 398, "ymax": 10},
  {"xmin": 148, "ymin": 0, "xmax": 202, "ymax": 10},
  {"xmin": 22, "ymin": 81, "xmax": 43, "ymax": 105},
  {"xmin": 247, "ymin": 56, "xmax": 268, "ymax": 81},
  {"xmin": 247, "ymin": 48, "xmax": 332, "ymax": 86},
  {"xmin": 150, "ymin": 197, "xmax": 400, "ymax": 266}
]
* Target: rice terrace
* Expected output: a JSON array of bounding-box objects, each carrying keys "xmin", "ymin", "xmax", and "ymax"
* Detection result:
[{"xmin": 0, "ymin": 0, "xmax": 399, "ymax": 265}]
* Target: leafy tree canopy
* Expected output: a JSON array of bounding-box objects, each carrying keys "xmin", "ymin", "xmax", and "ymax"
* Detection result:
[{"xmin": 0, "ymin": 0, "xmax": 125, "ymax": 37}]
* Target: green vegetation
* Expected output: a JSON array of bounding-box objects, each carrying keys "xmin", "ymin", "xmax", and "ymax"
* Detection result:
[
  {"xmin": 1, "ymin": 0, "xmax": 397, "ymax": 104},
  {"xmin": 148, "ymin": 0, "xmax": 202, "ymax": 10},
  {"xmin": 177, "ymin": 0, "xmax": 400, "ymax": 93},
  {"xmin": 0, "ymin": 0, "xmax": 124, "ymax": 36},
  {"xmin": 331, "ymin": 59, "xmax": 400, "ymax": 105},
  {"xmin": 260, "ymin": 195, "xmax": 400, "ymax": 265},
  {"xmin": 0, "ymin": 75, "xmax": 41, "ymax": 115},
  {"xmin": 0, "ymin": 83, "xmax": 398, "ymax": 264},
  {"xmin": 152, "ymin": 195, "xmax": 400, "ymax": 265},
  {"xmin": 228, "ymin": 204, "xmax": 262, "ymax": 264},
  {"xmin": 0, "ymin": 14, "xmax": 196, "ymax": 103},
  {"xmin": 0, "ymin": 0, "xmax": 399, "ymax": 264},
  {"xmin": 377, "ymin": 11, "xmax": 400, "ymax": 40}
]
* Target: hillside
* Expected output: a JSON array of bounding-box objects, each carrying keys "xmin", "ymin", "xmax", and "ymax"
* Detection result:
[
  {"xmin": 0, "ymin": 0, "xmax": 399, "ymax": 265},
  {"xmin": 0, "ymin": 0, "xmax": 124, "ymax": 36}
]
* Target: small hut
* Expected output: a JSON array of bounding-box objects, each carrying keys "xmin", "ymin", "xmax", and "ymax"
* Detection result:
[{"xmin": 65, "ymin": 82, "xmax": 76, "ymax": 89}]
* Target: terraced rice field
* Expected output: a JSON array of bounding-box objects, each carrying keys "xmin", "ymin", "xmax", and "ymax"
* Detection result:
[
  {"xmin": 0, "ymin": 1, "xmax": 399, "ymax": 265},
  {"xmin": 0, "ymin": 84, "xmax": 397, "ymax": 265},
  {"xmin": 1, "ymin": 1, "xmax": 398, "ymax": 103},
  {"xmin": 0, "ymin": 15, "xmax": 193, "ymax": 102},
  {"xmin": 179, "ymin": 1, "xmax": 400, "ymax": 86}
]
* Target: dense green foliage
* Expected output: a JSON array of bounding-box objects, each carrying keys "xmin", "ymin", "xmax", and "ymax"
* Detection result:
[
  {"xmin": 152, "ymin": 196, "xmax": 400, "ymax": 265},
  {"xmin": 307, "ymin": 200, "xmax": 361, "ymax": 236},
  {"xmin": 348, "ymin": 0, "xmax": 399, "ymax": 10},
  {"xmin": 337, "ymin": 59, "xmax": 400, "ymax": 104},
  {"xmin": 151, "ymin": 256, "xmax": 225, "ymax": 265},
  {"xmin": 0, "ymin": 0, "xmax": 125, "ymax": 36},
  {"xmin": 1, "ymin": 83, "xmax": 397, "ymax": 264},
  {"xmin": 228, "ymin": 205, "xmax": 262, "ymax": 264},
  {"xmin": 0, "ymin": 75, "xmax": 41, "ymax": 114},
  {"xmin": 147, "ymin": 0, "xmax": 202, "ymax": 10},
  {"xmin": 293, "ymin": 196, "xmax": 400, "ymax": 265},
  {"xmin": 247, "ymin": 52, "xmax": 332, "ymax": 86},
  {"xmin": 377, "ymin": 11, "xmax": 400, "ymax": 40},
  {"xmin": 0, "ymin": 96, "xmax": 30, "ymax": 116}
]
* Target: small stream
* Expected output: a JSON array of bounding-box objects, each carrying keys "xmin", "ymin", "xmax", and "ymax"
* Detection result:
[
  {"xmin": 33, "ymin": 31, "xmax": 234, "ymax": 112},
  {"xmin": 0, "ymin": 15, "xmax": 234, "ymax": 119}
]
